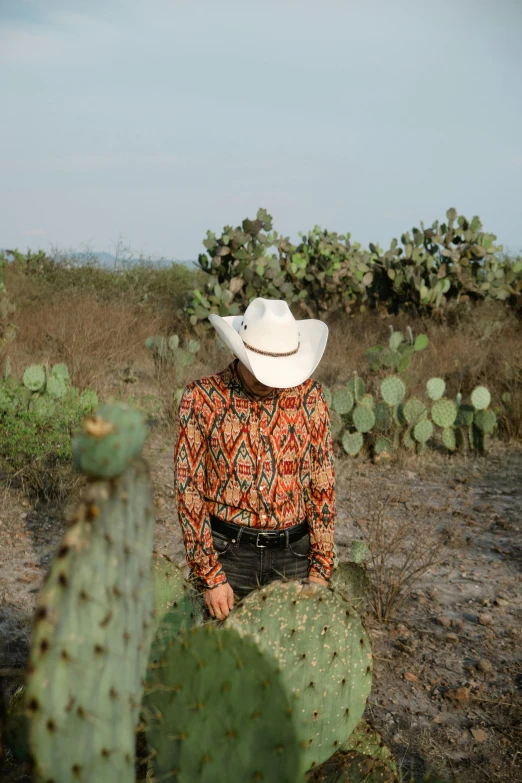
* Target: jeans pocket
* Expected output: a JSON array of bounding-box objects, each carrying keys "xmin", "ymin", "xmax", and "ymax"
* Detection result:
[
  {"xmin": 212, "ymin": 531, "xmax": 232, "ymax": 556},
  {"xmin": 288, "ymin": 533, "xmax": 310, "ymax": 558}
]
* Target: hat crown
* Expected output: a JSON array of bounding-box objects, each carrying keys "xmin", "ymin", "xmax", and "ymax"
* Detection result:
[{"xmin": 239, "ymin": 299, "xmax": 299, "ymax": 353}]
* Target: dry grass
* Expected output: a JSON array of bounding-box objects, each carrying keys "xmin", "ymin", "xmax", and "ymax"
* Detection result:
[{"xmin": 8, "ymin": 294, "xmax": 174, "ymax": 395}]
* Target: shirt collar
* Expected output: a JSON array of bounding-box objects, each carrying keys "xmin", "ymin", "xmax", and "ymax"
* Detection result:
[{"xmin": 227, "ymin": 359, "xmax": 281, "ymax": 403}]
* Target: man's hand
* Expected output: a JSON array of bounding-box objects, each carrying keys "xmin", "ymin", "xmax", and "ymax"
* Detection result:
[
  {"xmin": 308, "ymin": 575, "xmax": 329, "ymax": 587},
  {"xmin": 204, "ymin": 582, "xmax": 234, "ymax": 620}
]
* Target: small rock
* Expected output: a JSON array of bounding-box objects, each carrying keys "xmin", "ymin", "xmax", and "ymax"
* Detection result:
[
  {"xmin": 446, "ymin": 632, "xmax": 459, "ymax": 643},
  {"xmin": 451, "ymin": 618, "xmax": 464, "ymax": 631},
  {"xmin": 495, "ymin": 597, "xmax": 509, "ymax": 607},
  {"xmin": 443, "ymin": 686, "xmax": 470, "ymax": 704},
  {"xmin": 404, "ymin": 672, "xmax": 418, "ymax": 682},
  {"xmin": 471, "ymin": 728, "xmax": 488, "ymax": 742},
  {"xmin": 437, "ymin": 615, "xmax": 452, "ymax": 628},
  {"xmin": 478, "ymin": 613, "xmax": 493, "ymax": 626},
  {"xmin": 477, "ymin": 659, "xmax": 493, "ymax": 674}
]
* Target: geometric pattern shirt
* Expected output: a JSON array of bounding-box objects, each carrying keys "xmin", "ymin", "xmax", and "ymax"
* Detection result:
[{"xmin": 174, "ymin": 360, "xmax": 336, "ymax": 588}]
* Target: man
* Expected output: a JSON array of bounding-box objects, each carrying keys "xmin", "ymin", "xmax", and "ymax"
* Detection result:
[{"xmin": 174, "ymin": 297, "xmax": 335, "ymax": 620}]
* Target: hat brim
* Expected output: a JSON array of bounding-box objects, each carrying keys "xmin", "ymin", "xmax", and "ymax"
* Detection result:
[{"xmin": 209, "ymin": 313, "xmax": 328, "ymax": 388}]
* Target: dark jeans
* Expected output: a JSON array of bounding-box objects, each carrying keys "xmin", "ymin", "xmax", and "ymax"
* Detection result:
[{"xmin": 211, "ymin": 529, "xmax": 311, "ymax": 601}]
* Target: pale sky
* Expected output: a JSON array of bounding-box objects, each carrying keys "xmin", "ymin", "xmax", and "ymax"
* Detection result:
[{"xmin": 1, "ymin": 0, "xmax": 521, "ymax": 261}]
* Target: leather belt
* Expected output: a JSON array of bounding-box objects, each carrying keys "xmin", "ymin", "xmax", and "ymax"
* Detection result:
[{"xmin": 210, "ymin": 516, "xmax": 308, "ymax": 549}]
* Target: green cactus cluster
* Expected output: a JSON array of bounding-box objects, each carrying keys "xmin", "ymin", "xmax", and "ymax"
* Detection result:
[
  {"xmin": 0, "ymin": 362, "xmax": 97, "ymax": 418},
  {"xmin": 367, "ymin": 327, "xmax": 429, "ymax": 374},
  {"xmin": 187, "ymin": 207, "xmax": 522, "ymax": 325},
  {"xmin": 0, "ymin": 362, "xmax": 99, "ymax": 496},
  {"xmin": 326, "ymin": 328, "xmax": 497, "ymax": 458}
]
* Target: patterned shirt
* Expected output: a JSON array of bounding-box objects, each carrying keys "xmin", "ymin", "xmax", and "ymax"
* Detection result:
[{"xmin": 174, "ymin": 360, "xmax": 336, "ymax": 588}]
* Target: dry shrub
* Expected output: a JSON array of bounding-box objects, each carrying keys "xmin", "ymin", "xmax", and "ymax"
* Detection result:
[
  {"xmin": 11, "ymin": 294, "xmax": 172, "ymax": 394},
  {"xmin": 342, "ymin": 469, "xmax": 455, "ymax": 622}
]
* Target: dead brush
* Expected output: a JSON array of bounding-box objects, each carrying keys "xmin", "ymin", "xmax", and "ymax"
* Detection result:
[
  {"xmin": 12, "ymin": 294, "xmax": 170, "ymax": 394},
  {"xmin": 341, "ymin": 471, "xmax": 457, "ymax": 622}
]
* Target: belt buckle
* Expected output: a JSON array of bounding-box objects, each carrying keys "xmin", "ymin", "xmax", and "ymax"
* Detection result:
[{"xmin": 255, "ymin": 532, "xmax": 268, "ymax": 548}]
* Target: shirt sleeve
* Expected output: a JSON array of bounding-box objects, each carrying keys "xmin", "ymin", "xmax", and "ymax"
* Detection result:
[
  {"xmin": 174, "ymin": 384, "xmax": 228, "ymax": 589},
  {"xmin": 307, "ymin": 386, "xmax": 336, "ymax": 581}
]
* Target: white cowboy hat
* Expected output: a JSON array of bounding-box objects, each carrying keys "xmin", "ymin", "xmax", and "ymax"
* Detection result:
[{"xmin": 208, "ymin": 298, "xmax": 328, "ymax": 388}]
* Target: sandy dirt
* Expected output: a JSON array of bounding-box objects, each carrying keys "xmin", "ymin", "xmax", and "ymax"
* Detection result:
[{"xmin": 1, "ymin": 429, "xmax": 521, "ymax": 782}]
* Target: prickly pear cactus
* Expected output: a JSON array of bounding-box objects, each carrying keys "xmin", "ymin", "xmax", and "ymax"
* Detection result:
[
  {"xmin": 305, "ymin": 749, "xmax": 398, "ymax": 782},
  {"xmin": 226, "ymin": 580, "xmax": 373, "ymax": 776},
  {"xmin": 25, "ymin": 453, "xmax": 155, "ymax": 783},
  {"xmin": 144, "ymin": 624, "xmax": 300, "ymax": 783},
  {"xmin": 380, "ymin": 377, "xmax": 405, "ymax": 407},
  {"xmin": 72, "ymin": 403, "xmax": 147, "ymax": 479},
  {"xmin": 342, "ymin": 431, "xmax": 364, "ymax": 456},
  {"xmin": 426, "ymin": 378, "xmax": 445, "ymax": 401},
  {"xmin": 23, "ymin": 364, "xmax": 46, "ymax": 392}
]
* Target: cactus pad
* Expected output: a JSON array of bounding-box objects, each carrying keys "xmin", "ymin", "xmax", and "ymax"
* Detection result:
[
  {"xmin": 144, "ymin": 624, "xmax": 300, "ymax": 783},
  {"xmin": 403, "ymin": 397, "xmax": 427, "ymax": 425},
  {"xmin": 72, "ymin": 403, "xmax": 147, "ymax": 479},
  {"xmin": 431, "ymin": 399, "xmax": 458, "ymax": 428},
  {"xmin": 226, "ymin": 580, "xmax": 373, "ymax": 775},
  {"xmin": 456, "ymin": 404, "xmax": 474, "ymax": 426},
  {"xmin": 150, "ymin": 552, "xmax": 203, "ymax": 654},
  {"xmin": 347, "ymin": 375, "xmax": 365, "ymax": 402},
  {"xmin": 46, "ymin": 375, "xmax": 68, "ymax": 399},
  {"xmin": 474, "ymin": 409, "xmax": 497, "ymax": 433},
  {"xmin": 413, "ymin": 334, "xmax": 429, "ymax": 352},
  {"xmin": 374, "ymin": 402, "xmax": 391, "ymax": 432},
  {"xmin": 380, "ymin": 377, "xmax": 406, "ymax": 407},
  {"xmin": 333, "ymin": 387, "xmax": 354, "ymax": 415},
  {"xmin": 380, "ymin": 349, "xmax": 401, "ymax": 369},
  {"xmin": 31, "ymin": 396, "xmax": 56, "ymax": 419},
  {"xmin": 78, "ymin": 389, "xmax": 99, "ymax": 412},
  {"xmin": 413, "ymin": 419, "xmax": 433, "ymax": 444},
  {"xmin": 343, "ymin": 720, "xmax": 397, "ymax": 775},
  {"xmin": 329, "ymin": 563, "xmax": 370, "ymax": 610},
  {"xmin": 353, "ymin": 404, "xmax": 375, "ymax": 433},
  {"xmin": 305, "ymin": 750, "xmax": 398, "ymax": 782},
  {"xmin": 389, "ymin": 331, "xmax": 404, "ymax": 351},
  {"xmin": 342, "ymin": 431, "xmax": 364, "ymax": 456},
  {"xmin": 375, "ymin": 437, "xmax": 392, "ymax": 456},
  {"xmin": 471, "ymin": 385, "xmax": 491, "ymax": 410},
  {"xmin": 330, "ymin": 410, "xmax": 343, "ymax": 439},
  {"xmin": 23, "ymin": 364, "xmax": 46, "ymax": 392},
  {"xmin": 441, "ymin": 427, "xmax": 456, "ymax": 451},
  {"xmin": 426, "ymin": 378, "xmax": 445, "ymax": 401},
  {"xmin": 322, "ymin": 385, "xmax": 332, "ymax": 408},
  {"xmin": 351, "ymin": 540, "xmax": 369, "ymax": 564},
  {"xmin": 51, "ymin": 363, "xmax": 70, "ymax": 382},
  {"xmin": 360, "ymin": 393, "xmax": 375, "ymax": 408},
  {"xmin": 26, "ymin": 460, "xmax": 155, "ymax": 783}
]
